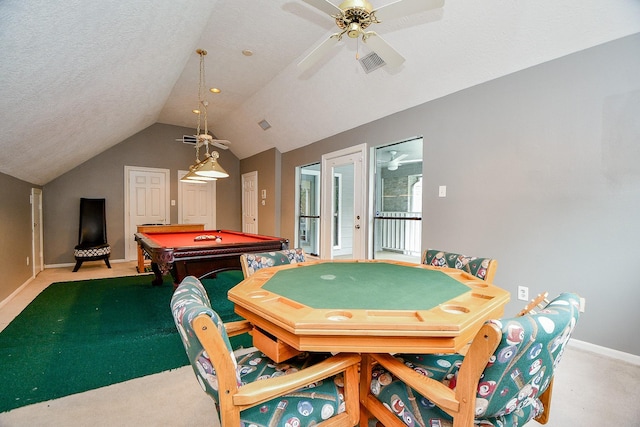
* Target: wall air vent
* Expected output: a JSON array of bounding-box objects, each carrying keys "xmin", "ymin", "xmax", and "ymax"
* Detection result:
[{"xmin": 359, "ymin": 51, "xmax": 386, "ymax": 74}]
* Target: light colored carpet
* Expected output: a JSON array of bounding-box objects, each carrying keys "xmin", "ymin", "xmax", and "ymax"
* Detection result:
[
  {"xmin": 1, "ymin": 344, "xmax": 638, "ymax": 426},
  {"xmin": 0, "ymin": 366, "xmax": 220, "ymax": 427}
]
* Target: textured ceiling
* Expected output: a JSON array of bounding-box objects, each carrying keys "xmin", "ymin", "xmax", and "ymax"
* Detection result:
[{"xmin": 1, "ymin": 0, "xmax": 639, "ymax": 185}]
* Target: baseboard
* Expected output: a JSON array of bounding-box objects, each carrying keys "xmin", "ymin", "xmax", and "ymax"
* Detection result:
[
  {"xmin": 44, "ymin": 258, "xmax": 130, "ymax": 269},
  {"xmin": 569, "ymin": 339, "xmax": 640, "ymax": 366},
  {"xmin": 0, "ymin": 275, "xmax": 35, "ymax": 310}
]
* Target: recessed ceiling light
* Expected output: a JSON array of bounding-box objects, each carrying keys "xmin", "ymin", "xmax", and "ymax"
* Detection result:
[
  {"xmin": 210, "ymin": 87, "xmax": 221, "ymax": 94},
  {"xmin": 242, "ymin": 49, "xmax": 254, "ymax": 57}
]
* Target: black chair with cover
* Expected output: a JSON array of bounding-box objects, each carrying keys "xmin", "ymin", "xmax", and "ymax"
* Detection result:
[{"xmin": 73, "ymin": 198, "xmax": 111, "ymax": 272}]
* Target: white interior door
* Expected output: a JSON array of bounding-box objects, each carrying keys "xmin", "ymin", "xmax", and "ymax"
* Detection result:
[
  {"xmin": 321, "ymin": 144, "xmax": 367, "ymax": 259},
  {"xmin": 242, "ymin": 171, "xmax": 258, "ymax": 234},
  {"xmin": 178, "ymin": 171, "xmax": 216, "ymax": 229},
  {"xmin": 31, "ymin": 188, "xmax": 43, "ymax": 276},
  {"xmin": 125, "ymin": 166, "xmax": 170, "ymax": 260}
]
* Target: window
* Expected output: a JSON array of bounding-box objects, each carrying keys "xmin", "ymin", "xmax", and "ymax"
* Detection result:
[
  {"xmin": 373, "ymin": 137, "xmax": 423, "ymax": 262},
  {"xmin": 295, "ymin": 163, "xmax": 320, "ymax": 256}
]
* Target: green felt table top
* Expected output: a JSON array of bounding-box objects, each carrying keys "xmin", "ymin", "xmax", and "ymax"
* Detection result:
[{"xmin": 262, "ymin": 262, "xmax": 470, "ymax": 311}]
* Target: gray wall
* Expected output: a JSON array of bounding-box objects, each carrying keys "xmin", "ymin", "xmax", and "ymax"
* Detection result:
[
  {"xmin": 239, "ymin": 148, "xmax": 282, "ymax": 237},
  {"xmin": 0, "ymin": 173, "xmax": 40, "ymax": 301},
  {"xmin": 43, "ymin": 123, "xmax": 241, "ymax": 264},
  {"xmin": 281, "ymin": 34, "xmax": 640, "ymax": 356}
]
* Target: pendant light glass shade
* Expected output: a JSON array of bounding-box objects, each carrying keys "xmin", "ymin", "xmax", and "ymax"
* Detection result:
[
  {"xmin": 194, "ymin": 152, "xmax": 229, "ymax": 178},
  {"xmin": 180, "ymin": 167, "xmax": 207, "ymax": 183}
]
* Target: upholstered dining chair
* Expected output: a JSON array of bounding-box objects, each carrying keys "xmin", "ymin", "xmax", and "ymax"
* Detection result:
[
  {"xmin": 171, "ymin": 276, "xmax": 361, "ymax": 426},
  {"xmin": 240, "ymin": 248, "xmax": 307, "ymax": 278},
  {"xmin": 360, "ymin": 292, "xmax": 581, "ymax": 427},
  {"xmin": 422, "ymin": 249, "xmax": 498, "ymax": 282},
  {"xmin": 72, "ymin": 198, "xmax": 111, "ymax": 272}
]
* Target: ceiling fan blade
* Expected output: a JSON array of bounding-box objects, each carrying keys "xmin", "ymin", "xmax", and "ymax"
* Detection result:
[
  {"xmin": 211, "ymin": 140, "xmax": 230, "ymax": 150},
  {"xmin": 374, "ymin": 0, "xmax": 444, "ymax": 22},
  {"xmin": 298, "ymin": 34, "xmax": 341, "ymax": 71},
  {"xmin": 363, "ymin": 32, "xmax": 405, "ymax": 68},
  {"xmin": 395, "ymin": 153, "xmax": 409, "ymax": 162},
  {"xmin": 301, "ymin": 0, "xmax": 342, "ymax": 17}
]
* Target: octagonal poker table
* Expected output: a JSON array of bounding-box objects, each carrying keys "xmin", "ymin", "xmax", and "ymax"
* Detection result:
[{"xmin": 227, "ymin": 260, "xmax": 510, "ymax": 362}]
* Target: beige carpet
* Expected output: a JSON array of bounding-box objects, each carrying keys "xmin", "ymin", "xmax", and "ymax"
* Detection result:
[
  {"xmin": 0, "ymin": 366, "xmax": 219, "ymax": 427},
  {"xmin": 1, "ymin": 344, "xmax": 638, "ymax": 426}
]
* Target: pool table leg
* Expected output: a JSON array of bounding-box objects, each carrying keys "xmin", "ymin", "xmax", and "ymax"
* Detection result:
[{"xmin": 149, "ymin": 262, "xmax": 165, "ymax": 287}]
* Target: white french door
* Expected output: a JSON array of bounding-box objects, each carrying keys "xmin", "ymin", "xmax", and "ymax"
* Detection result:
[{"xmin": 321, "ymin": 144, "xmax": 367, "ymax": 259}]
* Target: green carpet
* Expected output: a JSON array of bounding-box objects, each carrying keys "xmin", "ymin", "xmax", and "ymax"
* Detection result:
[{"xmin": 0, "ymin": 272, "xmax": 249, "ymax": 413}]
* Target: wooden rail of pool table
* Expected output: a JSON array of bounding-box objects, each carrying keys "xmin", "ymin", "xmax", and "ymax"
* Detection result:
[{"xmin": 135, "ymin": 224, "xmax": 204, "ymax": 273}]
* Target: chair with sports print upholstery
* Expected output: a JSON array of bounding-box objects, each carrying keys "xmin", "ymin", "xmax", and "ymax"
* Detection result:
[
  {"xmin": 240, "ymin": 248, "xmax": 307, "ymax": 278},
  {"xmin": 171, "ymin": 276, "xmax": 360, "ymax": 426},
  {"xmin": 360, "ymin": 292, "xmax": 581, "ymax": 427},
  {"xmin": 422, "ymin": 249, "xmax": 498, "ymax": 282},
  {"xmin": 72, "ymin": 198, "xmax": 111, "ymax": 272}
]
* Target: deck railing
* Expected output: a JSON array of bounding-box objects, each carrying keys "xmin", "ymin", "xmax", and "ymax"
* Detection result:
[{"xmin": 376, "ymin": 212, "xmax": 422, "ymax": 256}]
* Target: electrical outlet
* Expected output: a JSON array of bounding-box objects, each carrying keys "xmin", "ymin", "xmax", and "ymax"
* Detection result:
[
  {"xmin": 579, "ymin": 297, "xmax": 586, "ymax": 313},
  {"xmin": 517, "ymin": 286, "xmax": 529, "ymax": 301}
]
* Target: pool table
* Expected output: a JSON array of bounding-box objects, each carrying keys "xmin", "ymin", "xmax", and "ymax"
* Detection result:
[
  {"xmin": 228, "ymin": 260, "xmax": 510, "ymax": 362},
  {"xmin": 134, "ymin": 229, "xmax": 288, "ymax": 286},
  {"xmin": 135, "ymin": 224, "xmax": 205, "ymax": 273}
]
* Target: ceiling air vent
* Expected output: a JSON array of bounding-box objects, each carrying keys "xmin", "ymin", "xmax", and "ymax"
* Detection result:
[{"xmin": 359, "ymin": 51, "xmax": 386, "ymax": 74}]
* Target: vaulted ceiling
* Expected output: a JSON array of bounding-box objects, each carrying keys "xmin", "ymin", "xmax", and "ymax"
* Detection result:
[{"xmin": 1, "ymin": 0, "xmax": 638, "ymax": 185}]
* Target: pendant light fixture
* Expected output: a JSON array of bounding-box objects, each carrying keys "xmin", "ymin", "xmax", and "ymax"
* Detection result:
[{"xmin": 181, "ymin": 49, "xmax": 229, "ymax": 183}]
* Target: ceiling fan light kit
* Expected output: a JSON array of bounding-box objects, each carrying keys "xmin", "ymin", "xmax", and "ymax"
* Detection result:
[
  {"xmin": 180, "ymin": 49, "xmax": 230, "ymax": 183},
  {"xmin": 299, "ymin": 0, "xmax": 445, "ymax": 71}
]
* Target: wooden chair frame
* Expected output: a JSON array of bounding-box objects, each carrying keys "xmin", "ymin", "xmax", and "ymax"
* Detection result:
[
  {"xmin": 192, "ymin": 316, "xmax": 361, "ymax": 426},
  {"xmin": 360, "ymin": 323, "xmax": 502, "ymax": 427},
  {"xmin": 360, "ymin": 292, "xmax": 557, "ymax": 427}
]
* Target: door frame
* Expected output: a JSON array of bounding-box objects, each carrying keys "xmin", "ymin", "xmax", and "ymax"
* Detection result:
[
  {"xmin": 124, "ymin": 165, "xmax": 171, "ymax": 260},
  {"xmin": 320, "ymin": 143, "xmax": 367, "ymax": 259},
  {"xmin": 31, "ymin": 188, "xmax": 43, "ymax": 277}
]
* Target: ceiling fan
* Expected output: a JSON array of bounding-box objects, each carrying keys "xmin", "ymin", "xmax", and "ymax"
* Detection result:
[
  {"xmin": 177, "ymin": 135, "xmax": 231, "ymax": 150},
  {"xmin": 298, "ymin": 0, "xmax": 445, "ymax": 71},
  {"xmin": 379, "ymin": 150, "xmax": 420, "ymax": 170}
]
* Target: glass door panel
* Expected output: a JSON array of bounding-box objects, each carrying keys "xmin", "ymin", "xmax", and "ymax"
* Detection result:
[{"xmin": 296, "ymin": 164, "xmax": 320, "ymax": 256}]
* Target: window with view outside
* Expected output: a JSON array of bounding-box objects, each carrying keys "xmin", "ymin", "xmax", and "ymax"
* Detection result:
[
  {"xmin": 296, "ymin": 163, "xmax": 320, "ymax": 256},
  {"xmin": 373, "ymin": 138, "xmax": 423, "ymax": 262}
]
